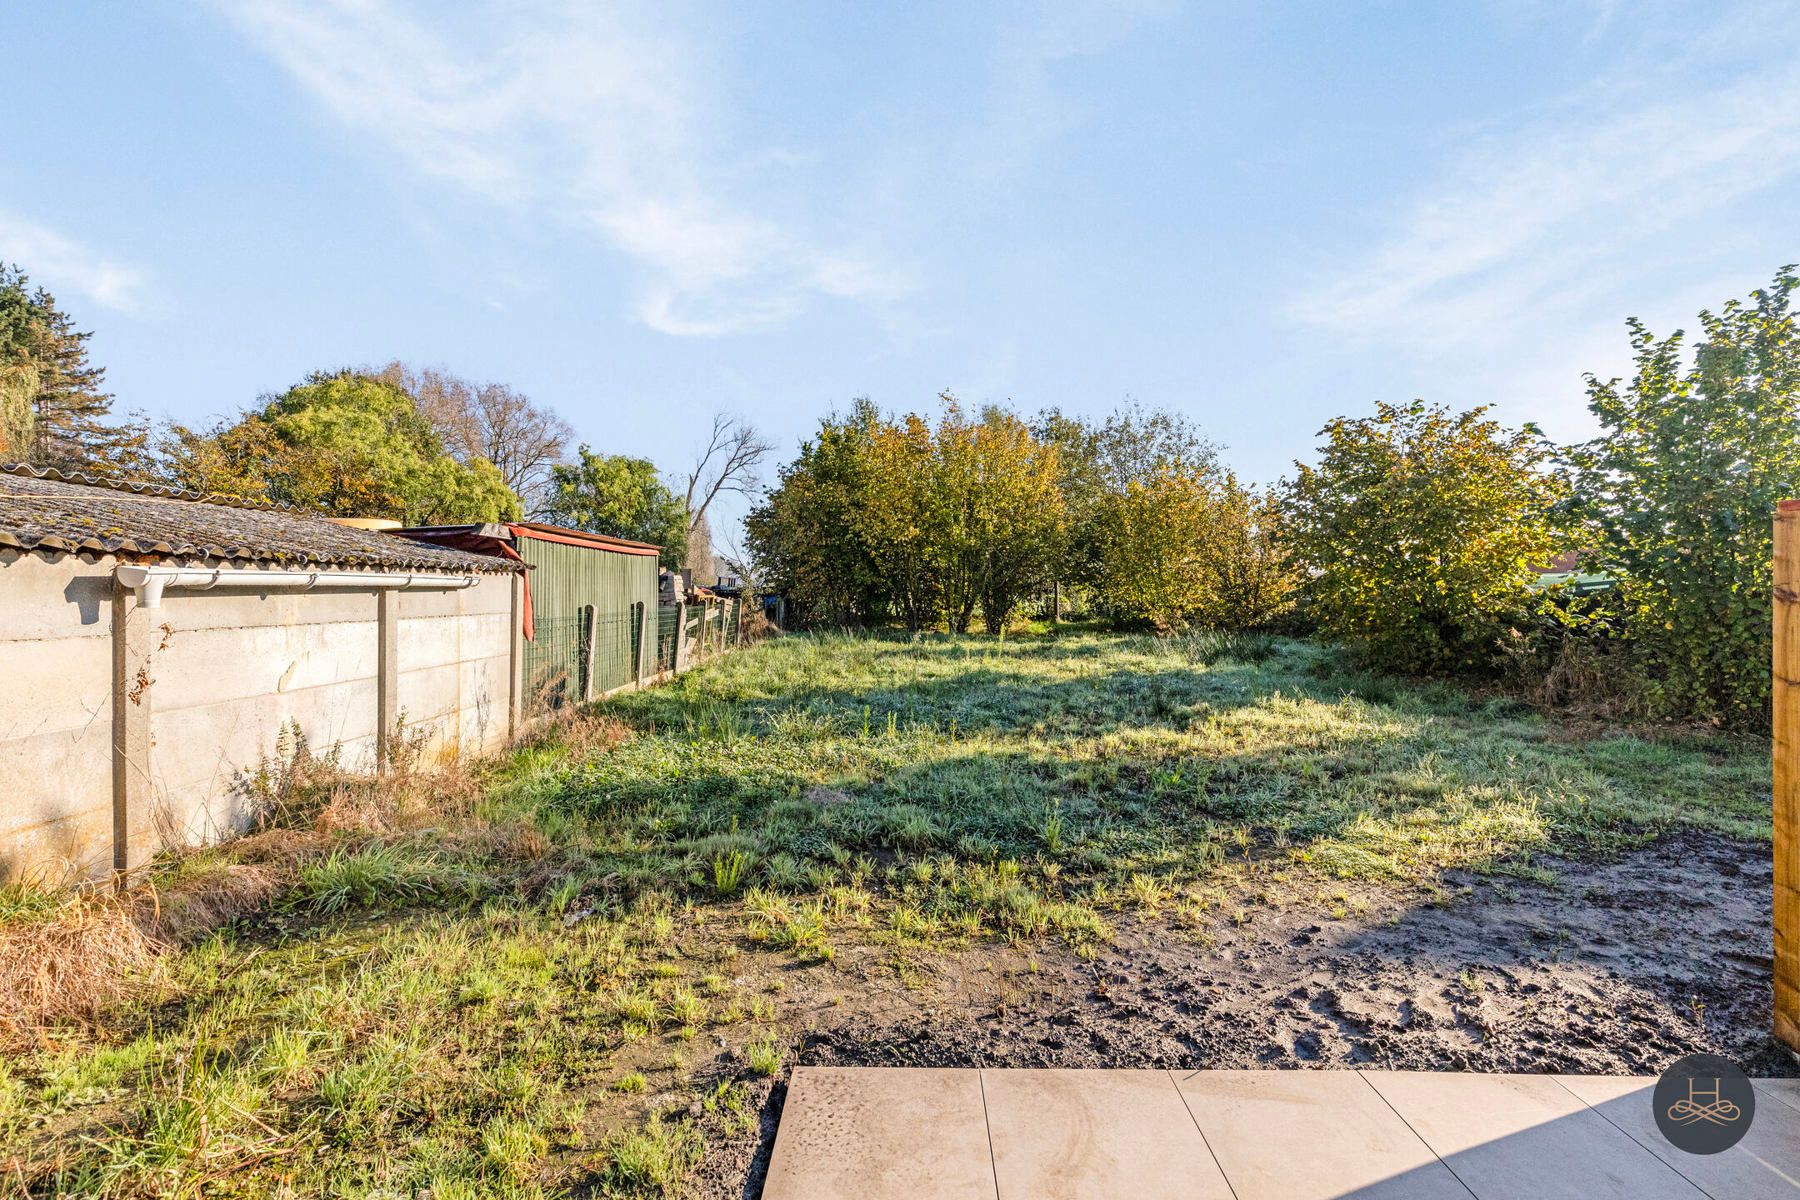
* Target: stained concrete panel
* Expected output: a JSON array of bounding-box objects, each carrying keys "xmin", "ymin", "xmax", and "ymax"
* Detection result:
[
  {"xmin": 2, "ymin": 636, "xmax": 112, "ymax": 737},
  {"xmin": 0, "ymin": 553, "xmax": 112, "ymax": 640},
  {"xmin": 150, "ymin": 622, "xmax": 380, "ymax": 712},
  {"xmin": 763, "ymin": 1067, "xmax": 996, "ymax": 1200},
  {"xmin": 397, "ymin": 612, "xmax": 510, "ymax": 672},
  {"xmin": 0, "ymin": 727, "xmax": 111, "ymax": 837},
  {"xmin": 399, "ymin": 578, "xmax": 513, "ymax": 618}
]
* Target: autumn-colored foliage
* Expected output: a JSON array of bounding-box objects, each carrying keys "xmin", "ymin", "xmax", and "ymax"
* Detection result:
[{"xmin": 1283, "ymin": 400, "xmax": 1566, "ymax": 674}]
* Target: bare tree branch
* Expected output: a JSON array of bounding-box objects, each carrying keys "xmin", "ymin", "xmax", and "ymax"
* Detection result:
[
  {"xmin": 375, "ymin": 362, "xmax": 572, "ymax": 515},
  {"xmin": 685, "ymin": 413, "xmax": 773, "ymax": 535}
]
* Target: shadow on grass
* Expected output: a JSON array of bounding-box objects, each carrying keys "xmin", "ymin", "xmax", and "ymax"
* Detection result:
[{"xmin": 497, "ymin": 632, "xmax": 1765, "ymax": 896}]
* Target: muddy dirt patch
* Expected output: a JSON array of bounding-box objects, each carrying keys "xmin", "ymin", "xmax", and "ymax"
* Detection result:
[{"xmin": 699, "ymin": 831, "xmax": 1793, "ymax": 1198}]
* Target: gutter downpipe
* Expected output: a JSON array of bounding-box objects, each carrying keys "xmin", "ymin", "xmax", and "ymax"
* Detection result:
[{"xmin": 115, "ymin": 564, "xmax": 481, "ymax": 609}]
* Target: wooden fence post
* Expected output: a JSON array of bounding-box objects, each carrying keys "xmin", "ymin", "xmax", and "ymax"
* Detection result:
[{"xmin": 1775, "ymin": 499, "xmax": 1800, "ymax": 1053}]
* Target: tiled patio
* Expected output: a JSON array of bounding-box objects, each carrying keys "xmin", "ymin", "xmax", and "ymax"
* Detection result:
[{"xmin": 763, "ymin": 1068, "xmax": 1800, "ymax": 1199}]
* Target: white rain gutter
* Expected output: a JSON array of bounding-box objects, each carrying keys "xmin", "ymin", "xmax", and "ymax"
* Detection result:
[{"xmin": 115, "ymin": 564, "xmax": 480, "ymax": 609}]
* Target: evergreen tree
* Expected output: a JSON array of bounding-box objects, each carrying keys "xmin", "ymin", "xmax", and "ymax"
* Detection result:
[{"xmin": 0, "ymin": 263, "xmax": 144, "ymax": 473}]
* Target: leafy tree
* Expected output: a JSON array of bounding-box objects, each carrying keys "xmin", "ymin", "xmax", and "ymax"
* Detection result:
[
  {"xmin": 949, "ymin": 403, "xmax": 1067, "ymax": 634},
  {"xmin": 1093, "ymin": 466, "xmax": 1293, "ymax": 630},
  {"xmin": 1205, "ymin": 479, "xmax": 1297, "ymax": 630},
  {"xmin": 163, "ymin": 371, "xmax": 521, "ymax": 523},
  {"xmin": 544, "ymin": 447, "xmax": 687, "ymax": 568},
  {"xmin": 373, "ymin": 362, "xmax": 571, "ymax": 516},
  {"xmin": 1284, "ymin": 400, "xmax": 1565, "ymax": 674},
  {"xmin": 1034, "ymin": 408, "xmax": 1107, "ymax": 601},
  {"xmin": 0, "ymin": 263, "xmax": 148, "ymax": 473},
  {"xmin": 1568, "ymin": 267, "xmax": 1800, "ymax": 727},
  {"xmin": 748, "ymin": 398, "xmax": 1065, "ymax": 632},
  {"xmin": 745, "ymin": 400, "xmax": 889, "ymax": 627},
  {"xmin": 857, "ymin": 410, "xmax": 940, "ymax": 628},
  {"xmin": 1035, "ymin": 404, "xmax": 1224, "ymax": 617}
]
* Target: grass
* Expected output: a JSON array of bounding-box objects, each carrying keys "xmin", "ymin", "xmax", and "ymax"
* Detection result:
[
  {"xmin": 0, "ymin": 630, "xmax": 1769, "ymax": 1196},
  {"xmin": 511, "ymin": 631, "xmax": 1765, "ymax": 890}
]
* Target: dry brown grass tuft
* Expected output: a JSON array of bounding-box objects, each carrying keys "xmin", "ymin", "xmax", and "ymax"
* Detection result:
[
  {"xmin": 140, "ymin": 863, "xmax": 282, "ymax": 944},
  {"xmin": 529, "ymin": 709, "xmax": 634, "ymax": 760},
  {"xmin": 0, "ymin": 890, "xmax": 163, "ymax": 1047}
]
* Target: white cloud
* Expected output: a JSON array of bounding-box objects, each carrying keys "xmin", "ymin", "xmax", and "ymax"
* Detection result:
[
  {"xmin": 1303, "ymin": 65, "xmax": 1800, "ymax": 346},
  {"xmin": 0, "ymin": 212, "xmax": 146, "ymax": 312},
  {"xmin": 215, "ymin": 0, "xmax": 908, "ymax": 336},
  {"xmin": 1296, "ymin": 6, "xmax": 1800, "ymax": 427}
]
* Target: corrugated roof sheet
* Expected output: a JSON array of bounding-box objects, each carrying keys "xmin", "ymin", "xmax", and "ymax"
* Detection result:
[
  {"xmin": 508, "ymin": 521, "xmax": 663, "ymax": 554},
  {"xmin": 393, "ymin": 521, "xmax": 664, "ymax": 556},
  {"xmin": 0, "ymin": 464, "xmax": 520, "ymax": 573}
]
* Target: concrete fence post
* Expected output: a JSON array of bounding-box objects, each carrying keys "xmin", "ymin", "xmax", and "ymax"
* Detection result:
[
  {"xmin": 1775, "ymin": 499, "xmax": 1800, "ymax": 1053},
  {"xmin": 508, "ymin": 572, "xmax": 525, "ymax": 737},
  {"xmin": 635, "ymin": 602, "xmax": 650, "ymax": 688},
  {"xmin": 111, "ymin": 583, "xmax": 155, "ymax": 879},
  {"xmin": 673, "ymin": 601, "xmax": 688, "ymax": 673},
  {"xmin": 581, "ymin": 604, "xmax": 599, "ymax": 703},
  {"xmin": 376, "ymin": 590, "xmax": 400, "ymax": 774}
]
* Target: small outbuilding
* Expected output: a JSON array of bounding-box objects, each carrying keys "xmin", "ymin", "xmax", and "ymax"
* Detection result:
[
  {"xmin": 393, "ymin": 521, "xmax": 662, "ymax": 708},
  {"xmin": 0, "ymin": 465, "xmax": 526, "ymax": 883}
]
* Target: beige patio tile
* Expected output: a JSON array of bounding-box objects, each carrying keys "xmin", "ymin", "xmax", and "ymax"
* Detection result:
[
  {"xmin": 1556, "ymin": 1074, "xmax": 1800, "ymax": 1199},
  {"xmin": 1173, "ymin": 1068, "xmax": 1472, "ymax": 1200},
  {"xmin": 1364, "ymin": 1070, "xmax": 1707, "ymax": 1200},
  {"xmin": 980, "ymin": 1068, "xmax": 1232, "ymax": 1200},
  {"xmin": 761, "ymin": 1067, "xmax": 997, "ymax": 1200}
]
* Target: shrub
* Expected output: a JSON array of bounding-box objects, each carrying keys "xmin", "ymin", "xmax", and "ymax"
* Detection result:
[
  {"xmin": 1283, "ymin": 400, "xmax": 1565, "ymax": 675},
  {"xmin": 1568, "ymin": 267, "xmax": 1800, "ymax": 727}
]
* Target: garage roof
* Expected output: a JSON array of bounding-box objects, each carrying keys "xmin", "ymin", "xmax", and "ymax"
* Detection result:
[{"xmin": 0, "ymin": 464, "xmax": 521, "ymax": 573}]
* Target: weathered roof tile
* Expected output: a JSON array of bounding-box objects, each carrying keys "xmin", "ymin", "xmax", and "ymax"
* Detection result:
[{"xmin": 0, "ymin": 464, "xmax": 520, "ymax": 573}]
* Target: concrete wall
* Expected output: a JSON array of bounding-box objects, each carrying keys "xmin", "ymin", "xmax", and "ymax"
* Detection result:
[
  {"xmin": 0, "ymin": 549, "xmax": 516, "ymax": 883},
  {"xmin": 0, "ymin": 552, "xmax": 115, "ymax": 882}
]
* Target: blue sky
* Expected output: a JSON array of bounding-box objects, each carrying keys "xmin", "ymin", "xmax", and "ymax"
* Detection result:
[{"xmin": 5, "ymin": 1, "xmax": 1798, "ymax": 545}]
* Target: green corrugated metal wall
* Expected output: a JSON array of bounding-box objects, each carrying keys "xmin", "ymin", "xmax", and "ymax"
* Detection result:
[{"xmin": 518, "ymin": 535, "xmax": 660, "ymax": 709}]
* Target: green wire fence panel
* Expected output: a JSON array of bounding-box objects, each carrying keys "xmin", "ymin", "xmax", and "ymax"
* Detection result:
[
  {"xmin": 588, "ymin": 608, "xmax": 640, "ymax": 697},
  {"xmin": 526, "ymin": 600, "xmax": 737, "ymax": 715},
  {"xmin": 684, "ymin": 604, "xmax": 705, "ymax": 656},
  {"xmin": 523, "ymin": 612, "xmax": 588, "ymax": 711},
  {"xmin": 657, "ymin": 607, "xmax": 681, "ymax": 673}
]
